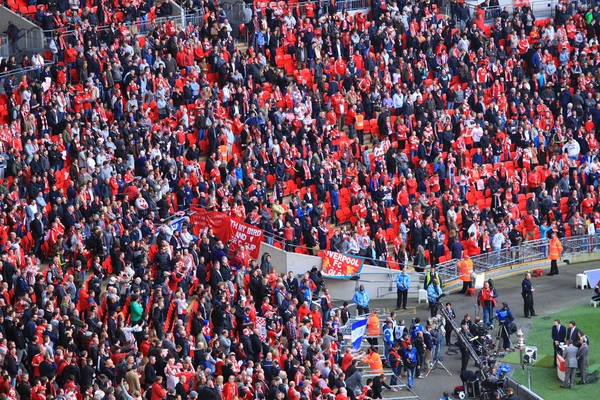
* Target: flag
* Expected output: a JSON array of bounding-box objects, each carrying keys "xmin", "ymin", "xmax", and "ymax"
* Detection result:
[
  {"xmin": 171, "ymin": 216, "xmax": 186, "ymax": 232},
  {"xmin": 256, "ymin": 316, "xmax": 267, "ymax": 340},
  {"xmin": 351, "ymin": 318, "xmax": 367, "ymax": 350}
]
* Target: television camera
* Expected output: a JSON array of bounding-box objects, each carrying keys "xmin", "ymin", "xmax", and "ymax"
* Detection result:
[{"xmin": 436, "ymin": 298, "xmax": 507, "ymax": 399}]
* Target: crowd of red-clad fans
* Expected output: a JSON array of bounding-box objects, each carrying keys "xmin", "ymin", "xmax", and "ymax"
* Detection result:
[{"xmin": 1, "ymin": 0, "xmax": 600, "ymax": 399}]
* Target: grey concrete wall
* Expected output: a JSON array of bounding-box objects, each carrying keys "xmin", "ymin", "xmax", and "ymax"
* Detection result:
[
  {"xmin": 0, "ymin": 6, "xmax": 45, "ymax": 54},
  {"xmin": 257, "ymin": 243, "xmax": 425, "ymax": 302},
  {"xmin": 287, "ymin": 251, "xmax": 322, "ymax": 277},
  {"xmin": 258, "ymin": 243, "xmax": 288, "ymax": 275}
]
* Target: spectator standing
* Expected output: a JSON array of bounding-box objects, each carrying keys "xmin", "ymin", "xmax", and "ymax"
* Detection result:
[
  {"xmin": 352, "ymin": 284, "xmax": 370, "ymax": 315},
  {"xmin": 395, "ymin": 268, "xmax": 410, "ymax": 310},
  {"xmin": 552, "ymin": 319, "xmax": 566, "ymax": 367}
]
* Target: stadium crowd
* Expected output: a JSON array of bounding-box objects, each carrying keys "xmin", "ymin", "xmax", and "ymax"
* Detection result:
[{"xmin": 0, "ymin": 0, "xmax": 598, "ymax": 399}]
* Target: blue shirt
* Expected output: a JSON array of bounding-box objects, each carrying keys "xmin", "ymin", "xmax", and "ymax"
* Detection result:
[
  {"xmin": 352, "ymin": 290, "xmax": 370, "ymax": 307},
  {"xmin": 427, "ymin": 284, "xmax": 443, "ymax": 303},
  {"xmin": 411, "ymin": 324, "xmax": 423, "ymax": 340},
  {"xmin": 396, "ymin": 272, "xmax": 411, "ymax": 290},
  {"xmin": 404, "ymin": 347, "xmax": 417, "ymax": 364},
  {"xmin": 540, "ymin": 224, "xmax": 552, "ymax": 239},
  {"xmin": 384, "ymin": 326, "xmax": 394, "ymax": 345},
  {"xmin": 330, "ymin": 189, "xmax": 340, "ymax": 208}
]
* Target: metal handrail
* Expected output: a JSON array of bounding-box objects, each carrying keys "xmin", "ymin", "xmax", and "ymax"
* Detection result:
[
  {"xmin": 436, "ymin": 234, "xmax": 600, "ymax": 282},
  {"xmin": 0, "ymin": 61, "xmax": 54, "ymax": 79},
  {"xmin": 465, "ymin": 0, "xmax": 584, "ymax": 25},
  {"xmin": 259, "ymin": 0, "xmax": 371, "ymax": 13},
  {"xmin": 190, "ymin": 198, "xmax": 600, "ymax": 283},
  {"xmin": 52, "ymin": 15, "xmax": 182, "ymax": 42}
]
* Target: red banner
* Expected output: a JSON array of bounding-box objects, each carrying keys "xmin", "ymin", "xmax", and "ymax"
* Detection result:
[
  {"xmin": 319, "ymin": 250, "xmax": 364, "ymax": 279},
  {"xmin": 228, "ymin": 218, "xmax": 264, "ymax": 260},
  {"xmin": 190, "ymin": 206, "xmax": 264, "ymax": 259},
  {"xmin": 189, "ymin": 206, "xmax": 230, "ymax": 239}
]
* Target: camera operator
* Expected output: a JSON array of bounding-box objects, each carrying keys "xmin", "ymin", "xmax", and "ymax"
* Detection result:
[
  {"xmin": 504, "ymin": 387, "xmax": 520, "ymax": 399},
  {"xmin": 443, "ymin": 303, "xmax": 456, "ymax": 346},
  {"xmin": 496, "ymin": 302, "xmax": 515, "ymax": 351},
  {"xmin": 471, "ymin": 316, "xmax": 487, "ymax": 356},
  {"xmin": 387, "ymin": 343, "xmax": 403, "ymax": 386},
  {"xmin": 460, "ymin": 314, "xmax": 473, "ymax": 332},
  {"xmin": 458, "ymin": 323, "xmax": 472, "ymax": 373}
]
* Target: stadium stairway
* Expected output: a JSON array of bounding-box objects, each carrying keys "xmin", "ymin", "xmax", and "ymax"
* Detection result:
[{"xmin": 0, "ymin": 5, "xmax": 47, "ymax": 58}]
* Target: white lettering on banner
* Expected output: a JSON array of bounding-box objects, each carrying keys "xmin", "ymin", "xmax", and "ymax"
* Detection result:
[
  {"xmin": 229, "ymin": 219, "xmax": 262, "ymax": 254},
  {"xmin": 327, "ymin": 251, "xmax": 362, "ymax": 267},
  {"xmin": 234, "ymin": 232, "xmax": 248, "ymax": 241},
  {"xmin": 247, "ymin": 227, "xmax": 262, "ymax": 236},
  {"xmin": 231, "ymin": 220, "xmax": 245, "ymax": 232}
]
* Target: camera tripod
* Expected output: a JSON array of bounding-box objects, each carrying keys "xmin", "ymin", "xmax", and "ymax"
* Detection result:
[
  {"xmin": 425, "ymin": 356, "xmax": 452, "ymax": 377},
  {"xmin": 494, "ymin": 321, "xmax": 513, "ymax": 351},
  {"xmin": 436, "ymin": 298, "xmax": 507, "ymax": 398}
]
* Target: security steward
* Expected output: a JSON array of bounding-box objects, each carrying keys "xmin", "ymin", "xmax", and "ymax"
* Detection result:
[
  {"xmin": 548, "ymin": 232, "xmax": 563, "ymax": 275},
  {"xmin": 457, "ymin": 256, "xmax": 474, "ymax": 294}
]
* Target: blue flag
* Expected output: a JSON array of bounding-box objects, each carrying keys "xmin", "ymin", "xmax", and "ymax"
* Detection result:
[
  {"xmin": 171, "ymin": 217, "xmax": 186, "ymax": 232},
  {"xmin": 351, "ymin": 318, "xmax": 367, "ymax": 350}
]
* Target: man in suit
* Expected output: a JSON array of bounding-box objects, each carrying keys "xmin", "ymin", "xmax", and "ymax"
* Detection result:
[
  {"xmin": 552, "ymin": 319, "xmax": 567, "ymax": 367},
  {"xmin": 578, "ymin": 335, "xmax": 589, "ymax": 384},
  {"xmin": 31, "ymin": 212, "xmax": 44, "ymax": 257},
  {"xmin": 566, "ymin": 321, "xmax": 581, "ymax": 347},
  {"xmin": 210, "ymin": 261, "xmax": 224, "ymax": 292},
  {"xmin": 562, "ymin": 340, "xmax": 578, "ymax": 388}
]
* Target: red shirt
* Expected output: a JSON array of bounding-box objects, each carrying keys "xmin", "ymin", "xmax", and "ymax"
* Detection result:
[
  {"xmin": 32, "ymin": 353, "xmax": 44, "ymax": 376},
  {"xmin": 406, "ymin": 179, "xmax": 417, "ymax": 195},
  {"xmin": 151, "ymin": 382, "xmax": 167, "ymax": 400},
  {"xmin": 523, "ymin": 214, "xmax": 536, "ymax": 231},
  {"xmin": 341, "ymin": 352, "xmax": 354, "ymax": 372},
  {"xmin": 582, "ymin": 198, "xmax": 595, "ymax": 215},
  {"xmin": 409, "ymin": 135, "xmax": 420, "ymax": 151}
]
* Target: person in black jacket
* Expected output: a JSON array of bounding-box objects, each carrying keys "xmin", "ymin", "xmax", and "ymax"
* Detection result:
[
  {"xmin": 87, "ymin": 227, "xmax": 104, "ymax": 257},
  {"xmin": 198, "ymin": 379, "xmax": 218, "ymax": 400},
  {"xmin": 60, "ymin": 357, "xmax": 81, "ymax": 386},
  {"xmin": 144, "ymin": 356, "xmax": 157, "ymax": 389},
  {"xmin": 3, "ymin": 347, "xmax": 18, "ymax": 382},
  {"xmin": 249, "ymin": 329, "xmax": 262, "ymax": 363},
  {"xmin": 16, "ymin": 372, "xmax": 31, "ymax": 400},
  {"xmin": 80, "ymin": 358, "xmax": 95, "ymax": 391},
  {"xmin": 309, "ymin": 267, "xmax": 324, "ymax": 296},
  {"xmin": 372, "ymin": 374, "xmax": 394, "ymax": 398},
  {"xmin": 31, "ymin": 213, "xmax": 44, "ymax": 257},
  {"xmin": 39, "ymin": 354, "xmax": 57, "ymax": 379}
]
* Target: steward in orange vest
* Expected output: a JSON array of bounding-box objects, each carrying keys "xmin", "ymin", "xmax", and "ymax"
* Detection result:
[
  {"xmin": 548, "ymin": 232, "xmax": 563, "ymax": 275},
  {"xmin": 457, "ymin": 256, "xmax": 474, "ymax": 294}
]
